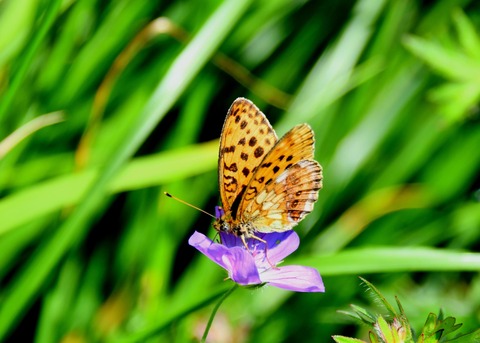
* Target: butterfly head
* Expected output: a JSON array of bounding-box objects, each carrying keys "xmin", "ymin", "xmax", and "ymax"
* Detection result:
[
  {"xmin": 213, "ymin": 206, "xmax": 230, "ymax": 233},
  {"xmin": 213, "ymin": 206, "xmax": 256, "ymax": 239}
]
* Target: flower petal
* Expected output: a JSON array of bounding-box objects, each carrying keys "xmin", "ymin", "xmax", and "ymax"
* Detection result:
[
  {"xmin": 260, "ymin": 231, "xmax": 300, "ymax": 263},
  {"xmin": 188, "ymin": 230, "xmax": 213, "ymax": 247},
  {"xmin": 223, "ymin": 247, "xmax": 262, "ymax": 285},
  {"xmin": 188, "ymin": 231, "xmax": 261, "ymax": 285},
  {"xmin": 189, "ymin": 231, "xmax": 233, "ymax": 270},
  {"xmin": 261, "ymin": 265, "xmax": 325, "ymax": 292},
  {"xmin": 219, "ymin": 232, "xmax": 243, "ymax": 248}
]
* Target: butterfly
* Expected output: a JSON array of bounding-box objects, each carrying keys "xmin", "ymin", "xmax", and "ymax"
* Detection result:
[{"xmin": 213, "ymin": 98, "xmax": 323, "ymax": 247}]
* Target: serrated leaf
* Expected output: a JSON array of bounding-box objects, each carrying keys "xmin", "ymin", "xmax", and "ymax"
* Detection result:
[
  {"xmin": 421, "ymin": 313, "xmax": 465, "ymax": 342},
  {"xmin": 422, "ymin": 313, "xmax": 439, "ymax": 337},
  {"xmin": 433, "ymin": 316, "xmax": 462, "ymax": 338}
]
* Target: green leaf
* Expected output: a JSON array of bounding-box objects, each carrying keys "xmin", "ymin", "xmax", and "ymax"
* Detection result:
[
  {"xmin": 332, "ymin": 335, "xmax": 368, "ymax": 343},
  {"xmin": 360, "ymin": 277, "xmax": 398, "ymax": 317},
  {"xmin": 295, "ymin": 247, "xmax": 480, "ymax": 275},
  {"xmin": 376, "ymin": 316, "xmax": 394, "ymax": 343},
  {"xmin": 452, "ymin": 8, "xmax": 480, "ymax": 60},
  {"xmin": 403, "ymin": 35, "xmax": 480, "ymax": 81},
  {"xmin": 420, "ymin": 313, "xmax": 465, "ymax": 342},
  {"xmin": 350, "ymin": 304, "xmax": 377, "ymax": 325},
  {"xmin": 428, "ymin": 82, "xmax": 480, "ymax": 122},
  {"xmin": 446, "ymin": 329, "xmax": 480, "ymax": 343},
  {"xmin": 395, "ymin": 296, "xmax": 414, "ymax": 342},
  {"xmin": 369, "ymin": 331, "xmax": 379, "ymax": 343}
]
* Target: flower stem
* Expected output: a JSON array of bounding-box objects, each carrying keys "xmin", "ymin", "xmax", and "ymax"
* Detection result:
[{"xmin": 201, "ymin": 283, "xmax": 239, "ymax": 342}]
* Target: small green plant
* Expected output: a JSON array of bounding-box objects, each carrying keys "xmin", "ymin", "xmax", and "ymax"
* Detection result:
[{"xmin": 333, "ymin": 278, "xmax": 480, "ymax": 343}]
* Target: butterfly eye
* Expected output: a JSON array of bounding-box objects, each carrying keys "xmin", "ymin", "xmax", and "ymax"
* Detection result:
[{"xmin": 220, "ymin": 222, "xmax": 230, "ymax": 232}]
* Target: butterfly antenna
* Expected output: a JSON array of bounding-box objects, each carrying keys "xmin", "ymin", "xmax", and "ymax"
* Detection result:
[{"xmin": 164, "ymin": 192, "xmax": 216, "ymax": 219}]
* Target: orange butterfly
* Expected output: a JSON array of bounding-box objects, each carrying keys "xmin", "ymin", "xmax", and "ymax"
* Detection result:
[{"xmin": 213, "ymin": 98, "xmax": 323, "ymax": 247}]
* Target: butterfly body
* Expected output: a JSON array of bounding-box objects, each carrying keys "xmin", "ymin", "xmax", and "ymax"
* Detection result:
[{"xmin": 214, "ymin": 98, "xmax": 323, "ymax": 243}]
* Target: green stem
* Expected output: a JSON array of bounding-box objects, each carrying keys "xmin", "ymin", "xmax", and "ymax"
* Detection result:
[{"xmin": 201, "ymin": 283, "xmax": 239, "ymax": 343}]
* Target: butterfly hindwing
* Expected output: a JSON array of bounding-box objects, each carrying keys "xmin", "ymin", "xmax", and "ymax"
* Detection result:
[
  {"xmin": 247, "ymin": 160, "xmax": 323, "ymax": 232},
  {"xmin": 237, "ymin": 124, "xmax": 322, "ymax": 231}
]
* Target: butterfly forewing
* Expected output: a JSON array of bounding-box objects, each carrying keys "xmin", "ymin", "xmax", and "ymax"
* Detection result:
[{"xmin": 218, "ymin": 98, "xmax": 278, "ymax": 214}]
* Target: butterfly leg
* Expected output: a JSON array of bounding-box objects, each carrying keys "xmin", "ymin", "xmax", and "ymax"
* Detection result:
[
  {"xmin": 240, "ymin": 234, "xmax": 251, "ymax": 250},
  {"xmin": 247, "ymin": 234, "xmax": 278, "ymax": 269},
  {"xmin": 238, "ymin": 224, "xmax": 277, "ymax": 268}
]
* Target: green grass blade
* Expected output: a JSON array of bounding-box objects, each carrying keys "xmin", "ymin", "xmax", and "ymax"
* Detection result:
[
  {"xmin": 296, "ymin": 247, "xmax": 480, "ymax": 275},
  {"xmin": 0, "ymin": 140, "xmax": 217, "ymax": 236}
]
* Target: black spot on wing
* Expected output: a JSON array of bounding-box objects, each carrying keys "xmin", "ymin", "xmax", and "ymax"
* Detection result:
[
  {"xmin": 254, "ymin": 146, "xmax": 264, "ymax": 158},
  {"xmin": 224, "ymin": 162, "xmax": 238, "ymax": 172},
  {"xmin": 221, "ymin": 145, "xmax": 235, "ymax": 154}
]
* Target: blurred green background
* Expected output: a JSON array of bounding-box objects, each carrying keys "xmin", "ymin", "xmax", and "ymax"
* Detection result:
[{"xmin": 0, "ymin": 0, "xmax": 479, "ymax": 342}]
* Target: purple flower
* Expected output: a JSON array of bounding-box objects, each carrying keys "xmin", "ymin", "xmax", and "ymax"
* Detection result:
[{"xmin": 188, "ymin": 230, "xmax": 324, "ymax": 292}]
